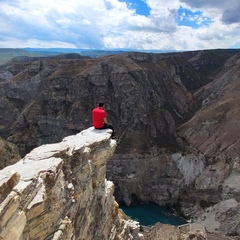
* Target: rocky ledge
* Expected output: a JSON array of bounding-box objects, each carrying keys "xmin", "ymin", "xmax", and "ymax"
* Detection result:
[
  {"xmin": 0, "ymin": 127, "xmax": 142, "ymax": 240},
  {"xmin": 0, "ymin": 127, "xmax": 213, "ymax": 240}
]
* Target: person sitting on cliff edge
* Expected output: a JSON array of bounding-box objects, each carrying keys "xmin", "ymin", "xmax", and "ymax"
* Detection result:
[{"xmin": 92, "ymin": 102, "xmax": 116, "ymax": 139}]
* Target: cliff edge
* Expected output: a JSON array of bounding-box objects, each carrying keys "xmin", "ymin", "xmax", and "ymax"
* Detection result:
[{"xmin": 0, "ymin": 127, "xmax": 141, "ymax": 240}]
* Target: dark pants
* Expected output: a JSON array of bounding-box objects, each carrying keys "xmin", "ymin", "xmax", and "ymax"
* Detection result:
[{"xmin": 97, "ymin": 123, "xmax": 115, "ymax": 137}]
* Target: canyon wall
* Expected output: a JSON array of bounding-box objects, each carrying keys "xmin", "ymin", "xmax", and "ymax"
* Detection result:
[
  {"xmin": 0, "ymin": 49, "xmax": 240, "ymax": 237},
  {"xmin": 0, "ymin": 128, "xmax": 142, "ymax": 240},
  {"xmin": 0, "ymin": 52, "xmax": 197, "ymax": 156},
  {"xmin": 107, "ymin": 152, "xmax": 205, "ymax": 206},
  {"xmin": 107, "ymin": 53, "xmax": 240, "ymax": 237}
]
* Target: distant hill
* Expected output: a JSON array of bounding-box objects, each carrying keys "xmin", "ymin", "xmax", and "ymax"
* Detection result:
[
  {"xmin": 24, "ymin": 47, "xmax": 177, "ymax": 57},
  {"xmin": 0, "ymin": 48, "xmax": 177, "ymax": 65},
  {"xmin": 0, "ymin": 48, "xmax": 42, "ymax": 65},
  {"xmin": 0, "ymin": 48, "xmax": 129, "ymax": 65},
  {"xmin": 23, "ymin": 48, "xmax": 130, "ymax": 58}
]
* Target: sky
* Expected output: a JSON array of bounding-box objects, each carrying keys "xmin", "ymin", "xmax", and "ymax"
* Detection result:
[{"xmin": 0, "ymin": 0, "xmax": 240, "ymax": 51}]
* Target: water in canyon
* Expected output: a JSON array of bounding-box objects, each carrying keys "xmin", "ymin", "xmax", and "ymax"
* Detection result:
[{"xmin": 120, "ymin": 203, "xmax": 187, "ymax": 226}]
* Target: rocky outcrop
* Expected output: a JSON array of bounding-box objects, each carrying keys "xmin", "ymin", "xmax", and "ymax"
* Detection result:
[{"xmin": 0, "ymin": 128, "xmax": 142, "ymax": 240}]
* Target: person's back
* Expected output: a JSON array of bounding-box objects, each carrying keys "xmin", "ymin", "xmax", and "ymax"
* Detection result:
[
  {"xmin": 92, "ymin": 107, "xmax": 106, "ymax": 128},
  {"xmin": 92, "ymin": 102, "xmax": 116, "ymax": 139}
]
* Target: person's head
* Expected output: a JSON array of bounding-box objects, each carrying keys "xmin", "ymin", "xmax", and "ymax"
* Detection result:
[{"xmin": 98, "ymin": 102, "xmax": 104, "ymax": 107}]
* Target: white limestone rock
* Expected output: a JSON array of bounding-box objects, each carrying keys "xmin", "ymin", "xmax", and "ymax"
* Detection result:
[
  {"xmin": 172, "ymin": 153, "xmax": 205, "ymax": 185},
  {"xmin": 0, "ymin": 127, "xmax": 141, "ymax": 240}
]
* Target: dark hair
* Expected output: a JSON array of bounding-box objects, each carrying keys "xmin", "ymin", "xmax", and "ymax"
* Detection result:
[{"xmin": 98, "ymin": 102, "xmax": 104, "ymax": 107}]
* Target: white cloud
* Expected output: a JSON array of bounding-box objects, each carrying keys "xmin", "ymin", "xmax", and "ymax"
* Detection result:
[
  {"xmin": 0, "ymin": 37, "xmax": 76, "ymax": 48},
  {"xmin": 0, "ymin": 0, "xmax": 239, "ymax": 50}
]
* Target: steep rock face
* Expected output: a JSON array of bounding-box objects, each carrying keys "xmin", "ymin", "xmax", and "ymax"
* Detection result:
[
  {"xmin": 107, "ymin": 53, "xmax": 240, "ymax": 237},
  {"xmin": 176, "ymin": 54, "xmax": 240, "ymax": 236},
  {"xmin": 0, "ymin": 52, "xmax": 196, "ymax": 156},
  {"xmin": 179, "ymin": 53, "xmax": 240, "ymax": 161},
  {"xmin": 107, "ymin": 152, "xmax": 205, "ymax": 206},
  {"xmin": 0, "ymin": 128, "xmax": 142, "ymax": 240},
  {"xmin": 178, "ymin": 54, "xmax": 240, "ymax": 199}
]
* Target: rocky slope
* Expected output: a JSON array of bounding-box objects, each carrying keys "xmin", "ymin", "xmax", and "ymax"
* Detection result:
[
  {"xmin": 0, "ymin": 49, "xmax": 240, "ymax": 238},
  {"xmin": 177, "ymin": 53, "xmax": 240, "ymax": 237},
  {"xmin": 178, "ymin": 53, "xmax": 240, "ymax": 197}
]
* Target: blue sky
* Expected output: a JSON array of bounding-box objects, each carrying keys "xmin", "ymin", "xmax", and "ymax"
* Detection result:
[
  {"xmin": 0, "ymin": 0, "xmax": 240, "ymax": 50},
  {"xmin": 177, "ymin": 7, "xmax": 213, "ymax": 29},
  {"xmin": 119, "ymin": 0, "xmax": 151, "ymax": 16}
]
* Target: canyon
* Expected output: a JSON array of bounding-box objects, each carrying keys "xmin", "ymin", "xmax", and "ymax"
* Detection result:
[
  {"xmin": 0, "ymin": 49, "xmax": 240, "ymax": 238},
  {"xmin": 0, "ymin": 128, "xmax": 207, "ymax": 240}
]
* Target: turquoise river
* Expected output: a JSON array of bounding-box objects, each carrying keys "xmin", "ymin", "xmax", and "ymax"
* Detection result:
[{"xmin": 120, "ymin": 203, "xmax": 187, "ymax": 226}]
